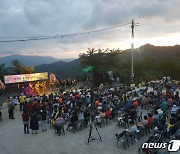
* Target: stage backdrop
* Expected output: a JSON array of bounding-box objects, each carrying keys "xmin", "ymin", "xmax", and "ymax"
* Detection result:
[{"xmin": 4, "ymin": 72, "xmax": 48, "ymax": 84}]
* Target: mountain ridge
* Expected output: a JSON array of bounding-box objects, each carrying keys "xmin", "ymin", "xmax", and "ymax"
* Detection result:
[
  {"xmin": 1, "ymin": 44, "xmax": 180, "ymax": 79},
  {"xmin": 34, "ymin": 44, "xmax": 180, "ymax": 79},
  {"xmin": 0, "ymin": 54, "xmax": 75, "ymax": 67}
]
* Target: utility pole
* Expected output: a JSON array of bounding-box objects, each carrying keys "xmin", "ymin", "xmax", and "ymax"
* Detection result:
[{"xmin": 131, "ymin": 19, "xmax": 135, "ymax": 83}]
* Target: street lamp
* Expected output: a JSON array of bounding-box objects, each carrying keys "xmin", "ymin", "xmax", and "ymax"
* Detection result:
[{"xmin": 131, "ymin": 19, "xmax": 135, "ymax": 83}]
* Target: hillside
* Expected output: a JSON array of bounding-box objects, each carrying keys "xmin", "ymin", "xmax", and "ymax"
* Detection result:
[
  {"xmin": 4, "ymin": 44, "xmax": 179, "ymax": 79},
  {"xmin": 34, "ymin": 44, "xmax": 180, "ymax": 79},
  {"xmin": 35, "ymin": 59, "xmax": 83, "ymax": 79},
  {"xmin": 0, "ymin": 54, "xmax": 75, "ymax": 67},
  {"xmin": 121, "ymin": 44, "xmax": 180, "ymax": 61},
  {"xmin": 0, "ymin": 54, "xmax": 59, "ymax": 67}
]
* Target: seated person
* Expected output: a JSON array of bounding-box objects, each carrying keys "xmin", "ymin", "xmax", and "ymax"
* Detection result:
[
  {"xmin": 56, "ymin": 114, "xmax": 65, "ymax": 125},
  {"xmin": 116, "ymin": 121, "xmax": 138, "ymax": 141},
  {"xmin": 55, "ymin": 114, "xmax": 65, "ymax": 134},
  {"xmin": 124, "ymin": 100, "xmax": 133, "ymax": 112},
  {"xmin": 129, "ymin": 107, "xmax": 137, "ymax": 121},
  {"xmin": 129, "ymin": 121, "xmax": 138, "ymax": 135},
  {"xmin": 147, "ymin": 113, "xmax": 153, "ymax": 128},
  {"xmin": 132, "ymin": 99, "xmax": 138, "ymax": 109},
  {"xmin": 104, "ymin": 108, "xmax": 112, "ymax": 118},
  {"xmin": 171, "ymin": 105, "xmax": 179, "ymax": 114},
  {"xmin": 175, "ymin": 128, "xmax": 180, "ymax": 139},
  {"xmin": 66, "ymin": 112, "xmax": 78, "ymax": 130},
  {"xmin": 78, "ymin": 111, "xmax": 84, "ymax": 123},
  {"xmin": 167, "ymin": 116, "xmax": 176, "ymax": 135},
  {"xmin": 157, "ymin": 120, "xmax": 167, "ymax": 136},
  {"xmin": 96, "ymin": 115, "xmax": 103, "ymax": 124},
  {"xmin": 141, "ymin": 115, "xmax": 148, "ymax": 126},
  {"xmin": 95, "ymin": 100, "xmax": 100, "ymax": 108},
  {"xmin": 161, "ymin": 99, "xmax": 168, "ymax": 111},
  {"xmin": 153, "ymin": 110, "xmax": 159, "ymax": 126}
]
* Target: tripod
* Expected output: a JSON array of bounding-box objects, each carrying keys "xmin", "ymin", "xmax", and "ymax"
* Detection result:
[{"xmin": 87, "ymin": 122, "xmax": 102, "ymax": 144}]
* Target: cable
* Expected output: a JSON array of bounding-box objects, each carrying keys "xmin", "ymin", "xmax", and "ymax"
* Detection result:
[
  {"xmin": 0, "ymin": 22, "xmax": 131, "ymax": 43},
  {"xmin": 139, "ymin": 24, "xmax": 180, "ymax": 29}
]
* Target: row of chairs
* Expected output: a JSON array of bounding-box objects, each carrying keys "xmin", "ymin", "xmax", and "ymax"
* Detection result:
[
  {"xmin": 54, "ymin": 114, "xmax": 112, "ymax": 136},
  {"xmin": 94, "ymin": 115, "xmax": 111, "ymax": 127},
  {"xmin": 116, "ymin": 124, "xmax": 151, "ymax": 150},
  {"xmin": 117, "ymin": 110, "xmax": 143, "ymax": 129}
]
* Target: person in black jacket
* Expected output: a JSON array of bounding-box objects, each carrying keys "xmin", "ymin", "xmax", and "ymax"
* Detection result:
[
  {"xmin": 41, "ymin": 108, "xmax": 47, "ymax": 132},
  {"xmin": 66, "ymin": 111, "xmax": 78, "ymax": 130},
  {"xmin": 30, "ymin": 111, "xmax": 39, "ymax": 134}
]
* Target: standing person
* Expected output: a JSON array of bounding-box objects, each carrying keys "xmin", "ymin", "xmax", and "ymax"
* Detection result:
[
  {"xmin": 22, "ymin": 111, "xmax": 30, "ymax": 134},
  {"xmin": 41, "ymin": 108, "xmax": 47, "ymax": 132},
  {"xmin": 7, "ymin": 97, "xmax": 11, "ymax": 119},
  {"xmin": 0, "ymin": 104, "xmax": 2, "ymax": 121},
  {"xmin": 7, "ymin": 97, "xmax": 15, "ymax": 119},
  {"xmin": 30, "ymin": 111, "xmax": 39, "ymax": 134},
  {"xmin": 19, "ymin": 93, "xmax": 25, "ymax": 111},
  {"xmin": 13, "ymin": 96, "xmax": 18, "ymax": 111}
]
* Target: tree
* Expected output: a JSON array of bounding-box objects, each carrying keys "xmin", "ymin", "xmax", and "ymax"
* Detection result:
[
  {"xmin": 11, "ymin": 60, "xmax": 34, "ymax": 74},
  {"xmin": 158, "ymin": 59, "xmax": 180, "ymax": 80},
  {"xmin": 79, "ymin": 48, "xmax": 122, "ymax": 86},
  {"xmin": 0, "ymin": 63, "xmax": 6, "ymax": 80},
  {"xmin": 79, "ymin": 47, "xmax": 180, "ymax": 85}
]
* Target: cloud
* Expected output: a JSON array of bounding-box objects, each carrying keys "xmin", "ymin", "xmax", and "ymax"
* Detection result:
[
  {"xmin": 0, "ymin": 0, "xmax": 180, "ymax": 58},
  {"xmin": 0, "ymin": 50, "xmax": 16, "ymax": 54}
]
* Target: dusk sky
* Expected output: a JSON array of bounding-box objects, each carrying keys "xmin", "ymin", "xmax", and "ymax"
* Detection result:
[{"xmin": 0, "ymin": 0, "xmax": 180, "ymax": 59}]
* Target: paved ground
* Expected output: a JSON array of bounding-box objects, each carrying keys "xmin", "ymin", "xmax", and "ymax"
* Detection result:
[
  {"xmin": 0, "ymin": 107, "xmax": 153, "ymax": 154},
  {"xmin": 1, "ymin": 86, "xmax": 178, "ymax": 154}
]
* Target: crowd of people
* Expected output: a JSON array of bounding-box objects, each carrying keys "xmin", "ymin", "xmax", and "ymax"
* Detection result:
[
  {"xmin": 1, "ymin": 79, "xmax": 180, "ymax": 151},
  {"xmin": 115, "ymin": 80, "xmax": 180, "ymax": 152}
]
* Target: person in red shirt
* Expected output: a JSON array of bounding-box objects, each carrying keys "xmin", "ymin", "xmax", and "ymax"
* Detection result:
[
  {"xmin": 147, "ymin": 113, "xmax": 153, "ymax": 128},
  {"xmin": 22, "ymin": 111, "xmax": 30, "ymax": 134},
  {"xmin": 58, "ymin": 97, "xmax": 63, "ymax": 104},
  {"xmin": 105, "ymin": 108, "xmax": 112, "ymax": 118},
  {"xmin": 132, "ymin": 100, "xmax": 138, "ymax": 109},
  {"xmin": 95, "ymin": 100, "xmax": 100, "ymax": 108},
  {"xmin": 27, "ymin": 102, "xmax": 33, "ymax": 112}
]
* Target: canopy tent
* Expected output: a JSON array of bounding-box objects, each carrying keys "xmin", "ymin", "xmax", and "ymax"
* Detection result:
[{"xmin": 82, "ymin": 66, "xmax": 94, "ymax": 73}]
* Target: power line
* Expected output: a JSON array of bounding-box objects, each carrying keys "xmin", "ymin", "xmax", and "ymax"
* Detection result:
[
  {"xmin": 0, "ymin": 22, "xmax": 131, "ymax": 43},
  {"xmin": 139, "ymin": 24, "xmax": 180, "ymax": 29}
]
